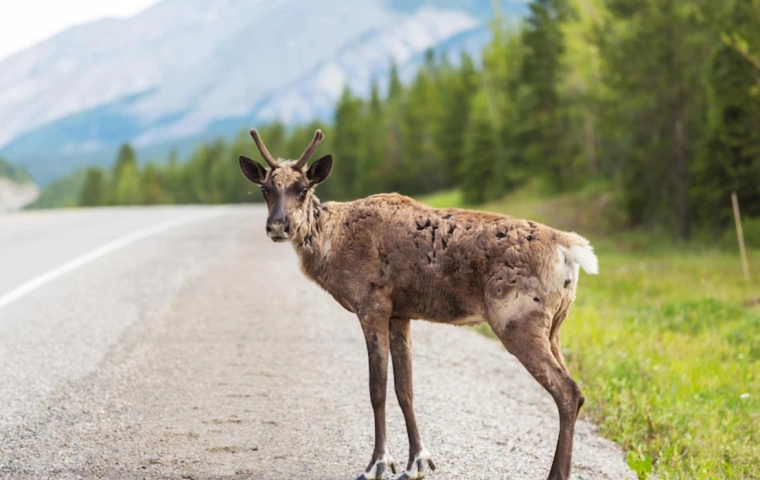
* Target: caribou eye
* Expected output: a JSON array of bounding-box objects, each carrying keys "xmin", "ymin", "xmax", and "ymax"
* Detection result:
[
  {"xmin": 260, "ymin": 187, "xmax": 269, "ymax": 198},
  {"xmin": 297, "ymin": 187, "xmax": 308, "ymax": 201}
]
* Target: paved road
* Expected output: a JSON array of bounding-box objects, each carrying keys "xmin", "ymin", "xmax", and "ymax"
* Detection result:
[{"xmin": 0, "ymin": 206, "xmax": 634, "ymax": 479}]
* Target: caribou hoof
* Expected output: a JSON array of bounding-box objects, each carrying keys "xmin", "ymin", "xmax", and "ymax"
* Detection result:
[
  {"xmin": 356, "ymin": 453, "xmax": 397, "ymax": 480},
  {"xmin": 394, "ymin": 451, "xmax": 436, "ymax": 480}
]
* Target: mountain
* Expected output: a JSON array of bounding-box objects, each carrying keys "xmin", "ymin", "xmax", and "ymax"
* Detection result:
[{"xmin": 0, "ymin": 0, "xmax": 526, "ymax": 184}]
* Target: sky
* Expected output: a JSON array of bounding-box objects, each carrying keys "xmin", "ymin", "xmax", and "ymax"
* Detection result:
[{"xmin": 0, "ymin": 0, "xmax": 161, "ymax": 62}]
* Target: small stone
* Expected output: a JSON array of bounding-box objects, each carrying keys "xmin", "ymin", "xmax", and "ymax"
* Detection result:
[{"xmin": 740, "ymin": 393, "xmax": 751, "ymax": 400}]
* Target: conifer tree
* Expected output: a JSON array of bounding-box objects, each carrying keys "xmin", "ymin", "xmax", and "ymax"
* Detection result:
[
  {"xmin": 402, "ymin": 67, "xmax": 441, "ymax": 194},
  {"xmin": 693, "ymin": 0, "xmax": 760, "ymax": 224},
  {"xmin": 112, "ymin": 143, "xmax": 141, "ymax": 205},
  {"xmin": 332, "ymin": 87, "xmax": 365, "ymax": 199},
  {"xmin": 460, "ymin": 90, "xmax": 503, "ymax": 204},
  {"xmin": 115, "ymin": 161, "xmax": 141, "ymax": 205},
  {"xmin": 516, "ymin": 0, "xmax": 569, "ymax": 190},
  {"xmin": 435, "ymin": 52, "xmax": 478, "ymax": 187},
  {"xmin": 388, "ymin": 61, "xmax": 404, "ymax": 102},
  {"xmin": 80, "ymin": 168, "xmax": 107, "ymax": 206},
  {"xmin": 599, "ymin": 0, "xmax": 723, "ymax": 238},
  {"xmin": 113, "ymin": 144, "xmax": 137, "ymax": 187},
  {"xmin": 358, "ymin": 82, "xmax": 388, "ymax": 195}
]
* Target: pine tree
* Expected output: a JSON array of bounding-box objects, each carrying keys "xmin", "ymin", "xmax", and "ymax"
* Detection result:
[
  {"xmin": 332, "ymin": 87, "xmax": 365, "ymax": 199},
  {"xmin": 599, "ymin": 0, "xmax": 724, "ymax": 238},
  {"xmin": 115, "ymin": 161, "xmax": 142, "ymax": 205},
  {"xmin": 460, "ymin": 90, "xmax": 504, "ymax": 204},
  {"xmin": 693, "ymin": 0, "xmax": 760, "ymax": 224},
  {"xmin": 163, "ymin": 149, "xmax": 181, "ymax": 203},
  {"xmin": 401, "ymin": 65, "xmax": 443, "ymax": 194},
  {"xmin": 112, "ymin": 143, "xmax": 140, "ymax": 205},
  {"xmin": 202, "ymin": 138, "xmax": 226, "ymax": 203},
  {"xmin": 141, "ymin": 164, "xmax": 164, "ymax": 205},
  {"xmin": 435, "ymin": 52, "xmax": 479, "ymax": 187},
  {"xmin": 516, "ymin": 0, "xmax": 569, "ymax": 190},
  {"xmin": 556, "ymin": 0, "xmax": 607, "ymax": 180},
  {"xmin": 481, "ymin": 23, "xmax": 526, "ymax": 188},
  {"xmin": 388, "ymin": 61, "xmax": 404, "ymax": 102},
  {"xmin": 357, "ymin": 81, "xmax": 388, "ymax": 195},
  {"xmin": 383, "ymin": 64, "xmax": 408, "ymax": 194},
  {"xmin": 113, "ymin": 144, "xmax": 137, "ymax": 184},
  {"xmin": 80, "ymin": 168, "xmax": 107, "ymax": 206}
]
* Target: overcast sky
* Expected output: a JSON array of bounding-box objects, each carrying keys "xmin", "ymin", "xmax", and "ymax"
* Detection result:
[{"xmin": 0, "ymin": 0, "xmax": 161, "ymax": 62}]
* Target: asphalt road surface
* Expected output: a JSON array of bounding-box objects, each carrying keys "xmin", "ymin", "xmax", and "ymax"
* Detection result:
[{"xmin": 0, "ymin": 206, "xmax": 635, "ymax": 479}]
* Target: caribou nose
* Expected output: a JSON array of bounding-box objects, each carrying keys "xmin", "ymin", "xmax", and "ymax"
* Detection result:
[{"xmin": 266, "ymin": 218, "xmax": 290, "ymax": 240}]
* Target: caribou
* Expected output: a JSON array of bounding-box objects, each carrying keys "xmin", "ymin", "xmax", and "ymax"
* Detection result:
[{"xmin": 238, "ymin": 129, "xmax": 599, "ymax": 480}]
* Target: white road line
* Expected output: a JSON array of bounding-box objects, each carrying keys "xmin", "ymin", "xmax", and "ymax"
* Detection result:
[{"xmin": 0, "ymin": 208, "xmax": 228, "ymax": 312}]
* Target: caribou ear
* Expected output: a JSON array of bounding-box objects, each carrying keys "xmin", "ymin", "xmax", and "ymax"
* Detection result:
[
  {"xmin": 307, "ymin": 155, "xmax": 332, "ymax": 185},
  {"xmin": 239, "ymin": 155, "xmax": 267, "ymax": 184}
]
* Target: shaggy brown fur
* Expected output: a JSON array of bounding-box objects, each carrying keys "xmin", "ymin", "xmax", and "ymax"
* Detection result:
[{"xmin": 238, "ymin": 130, "xmax": 598, "ymax": 480}]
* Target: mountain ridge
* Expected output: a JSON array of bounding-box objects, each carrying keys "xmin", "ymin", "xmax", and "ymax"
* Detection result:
[{"xmin": 0, "ymin": 0, "xmax": 526, "ymax": 184}]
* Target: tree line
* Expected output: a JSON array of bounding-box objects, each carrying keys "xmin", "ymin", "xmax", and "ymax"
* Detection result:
[{"xmin": 74, "ymin": 0, "xmax": 759, "ymax": 239}]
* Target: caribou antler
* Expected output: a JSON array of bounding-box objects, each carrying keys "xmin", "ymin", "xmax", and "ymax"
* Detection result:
[
  {"xmin": 249, "ymin": 129, "xmax": 279, "ymax": 169},
  {"xmin": 294, "ymin": 129, "xmax": 325, "ymax": 169}
]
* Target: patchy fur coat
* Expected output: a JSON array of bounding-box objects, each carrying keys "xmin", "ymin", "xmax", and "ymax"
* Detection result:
[{"xmin": 291, "ymin": 193, "xmax": 597, "ymax": 334}]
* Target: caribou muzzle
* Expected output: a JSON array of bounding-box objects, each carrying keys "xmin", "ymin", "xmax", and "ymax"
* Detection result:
[
  {"xmin": 266, "ymin": 198, "xmax": 291, "ymax": 242},
  {"xmin": 266, "ymin": 221, "xmax": 290, "ymax": 242}
]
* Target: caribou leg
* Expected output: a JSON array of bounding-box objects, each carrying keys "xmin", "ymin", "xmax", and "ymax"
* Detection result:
[
  {"xmin": 355, "ymin": 311, "xmax": 396, "ymax": 480},
  {"xmin": 493, "ymin": 311, "xmax": 583, "ymax": 480},
  {"xmin": 389, "ymin": 318, "xmax": 435, "ymax": 480}
]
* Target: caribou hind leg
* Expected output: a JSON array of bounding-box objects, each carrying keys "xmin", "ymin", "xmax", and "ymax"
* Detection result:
[
  {"xmin": 355, "ymin": 308, "xmax": 397, "ymax": 480},
  {"xmin": 549, "ymin": 308, "xmax": 586, "ymax": 415},
  {"xmin": 490, "ymin": 310, "xmax": 583, "ymax": 480},
  {"xmin": 389, "ymin": 318, "xmax": 435, "ymax": 480}
]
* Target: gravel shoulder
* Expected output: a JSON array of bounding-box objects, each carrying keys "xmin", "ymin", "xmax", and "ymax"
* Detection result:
[{"xmin": 0, "ymin": 206, "xmax": 634, "ymax": 480}]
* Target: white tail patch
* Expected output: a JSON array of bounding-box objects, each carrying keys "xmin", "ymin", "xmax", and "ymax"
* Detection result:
[{"xmin": 561, "ymin": 244, "xmax": 599, "ymax": 275}]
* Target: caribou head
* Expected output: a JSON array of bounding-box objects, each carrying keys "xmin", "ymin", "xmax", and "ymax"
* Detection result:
[{"xmin": 238, "ymin": 129, "xmax": 332, "ymax": 242}]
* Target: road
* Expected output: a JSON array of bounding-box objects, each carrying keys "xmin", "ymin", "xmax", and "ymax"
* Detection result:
[{"xmin": 0, "ymin": 206, "xmax": 635, "ymax": 479}]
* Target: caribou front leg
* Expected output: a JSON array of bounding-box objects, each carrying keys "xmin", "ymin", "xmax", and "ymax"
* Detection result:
[
  {"xmin": 389, "ymin": 318, "xmax": 435, "ymax": 480},
  {"xmin": 356, "ymin": 310, "xmax": 397, "ymax": 480}
]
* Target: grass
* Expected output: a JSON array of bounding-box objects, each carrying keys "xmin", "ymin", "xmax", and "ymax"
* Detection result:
[
  {"xmin": 417, "ymin": 187, "xmax": 760, "ymax": 479},
  {"xmin": 418, "ymin": 189, "xmax": 465, "ymax": 209}
]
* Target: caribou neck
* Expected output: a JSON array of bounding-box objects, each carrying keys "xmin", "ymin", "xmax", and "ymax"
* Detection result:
[{"xmin": 291, "ymin": 196, "xmax": 331, "ymax": 258}]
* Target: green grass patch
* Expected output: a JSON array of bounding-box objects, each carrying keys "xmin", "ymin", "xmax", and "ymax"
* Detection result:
[
  {"xmin": 417, "ymin": 189, "xmax": 466, "ymax": 209},
  {"xmin": 419, "ymin": 186, "xmax": 760, "ymax": 479},
  {"xmin": 569, "ymin": 252, "xmax": 760, "ymax": 479}
]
